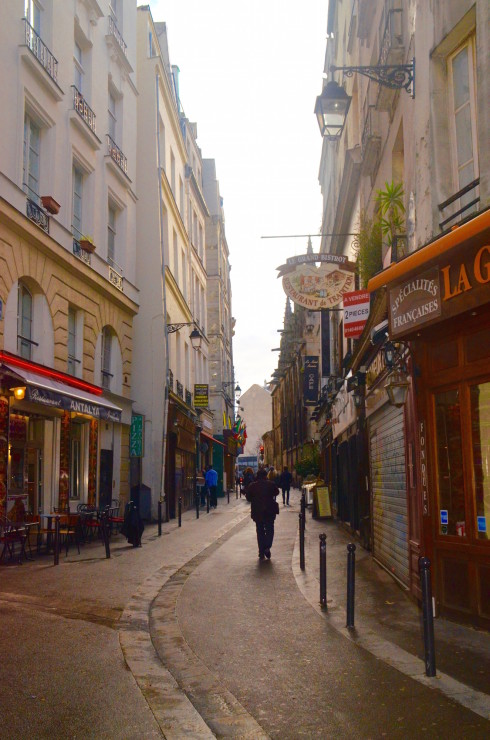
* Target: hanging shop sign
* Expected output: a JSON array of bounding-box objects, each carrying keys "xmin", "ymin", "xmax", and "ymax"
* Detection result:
[
  {"xmin": 343, "ymin": 290, "xmax": 370, "ymax": 338},
  {"xmin": 194, "ymin": 384, "xmax": 209, "ymax": 407},
  {"xmin": 277, "ymin": 252, "xmax": 356, "ymax": 310},
  {"xmin": 303, "ymin": 356, "xmax": 319, "ymax": 406},
  {"xmin": 389, "ymin": 267, "xmax": 441, "ymax": 337},
  {"xmin": 130, "ymin": 413, "xmax": 144, "ymax": 457}
]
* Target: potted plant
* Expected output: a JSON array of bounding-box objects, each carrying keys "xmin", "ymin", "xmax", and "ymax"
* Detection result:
[
  {"xmin": 79, "ymin": 235, "xmax": 96, "ymax": 253},
  {"xmin": 41, "ymin": 195, "xmax": 61, "ymax": 214}
]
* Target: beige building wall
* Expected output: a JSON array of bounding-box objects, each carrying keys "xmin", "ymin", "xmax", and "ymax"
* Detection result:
[{"xmin": 238, "ymin": 384, "xmax": 272, "ymax": 458}]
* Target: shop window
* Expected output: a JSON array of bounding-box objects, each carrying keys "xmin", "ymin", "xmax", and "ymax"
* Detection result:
[
  {"xmin": 17, "ymin": 283, "xmax": 33, "ymax": 360},
  {"xmin": 70, "ymin": 422, "xmax": 82, "ymax": 500},
  {"xmin": 434, "ymin": 388, "xmax": 465, "ymax": 536},
  {"xmin": 470, "ymin": 382, "xmax": 490, "ymax": 541}
]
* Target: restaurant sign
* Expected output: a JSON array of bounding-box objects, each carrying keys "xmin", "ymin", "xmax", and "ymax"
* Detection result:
[
  {"xmin": 26, "ymin": 385, "xmax": 121, "ymax": 422},
  {"xmin": 277, "ymin": 252, "xmax": 356, "ymax": 310},
  {"xmin": 389, "ymin": 267, "xmax": 441, "ymax": 337},
  {"xmin": 303, "ymin": 356, "xmax": 319, "ymax": 406}
]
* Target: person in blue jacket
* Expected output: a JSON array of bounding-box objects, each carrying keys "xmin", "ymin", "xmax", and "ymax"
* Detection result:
[{"xmin": 205, "ymin": 464, "xmax": 218, "ymax": 508}]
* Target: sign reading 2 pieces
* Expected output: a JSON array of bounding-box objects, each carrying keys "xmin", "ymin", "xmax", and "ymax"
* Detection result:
[{"xmin": 343, "ymin": 290, "xmax": 370, "ymax": 338}]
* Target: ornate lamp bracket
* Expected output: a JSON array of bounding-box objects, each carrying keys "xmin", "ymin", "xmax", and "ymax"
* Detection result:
[{"xmin": 331, "ymin": 58, "xmax": 415, "ymax": 98}]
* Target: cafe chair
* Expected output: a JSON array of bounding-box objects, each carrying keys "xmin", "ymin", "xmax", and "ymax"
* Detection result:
[
  {"xmin": 108, "ymin": 499, "xmax": 124, "ymax": 534},
  {"xmin": 58, "ymin": 514, "xmax": 81, "ymax": 556},
  {"xmin": 0, "ymin": 516, "xmax": 28, "ymax": 563}
]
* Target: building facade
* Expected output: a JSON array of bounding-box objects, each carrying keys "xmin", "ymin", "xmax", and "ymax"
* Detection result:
[{"xmin": 0, "ymin": 0, "xmax": 139, "ymax": 519}]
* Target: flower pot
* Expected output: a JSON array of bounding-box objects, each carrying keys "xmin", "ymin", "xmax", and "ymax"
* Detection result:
[
  {"xmin": 79, "ymin": 239, "xmax": 96, "ymax": 253},
  {"xmin": 41, "ymin": 195, "xmax": 60, "ymax": 214}
]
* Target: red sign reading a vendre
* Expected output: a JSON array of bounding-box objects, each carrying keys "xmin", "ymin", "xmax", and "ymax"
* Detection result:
[{"xmin": 343, "ymin": 290, "xmax": 370, "ymax": 338}]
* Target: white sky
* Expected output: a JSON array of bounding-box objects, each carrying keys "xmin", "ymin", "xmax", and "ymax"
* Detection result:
[{"xmin": 148, "ymin": 0, "xmax": 327, "ymax": 393}]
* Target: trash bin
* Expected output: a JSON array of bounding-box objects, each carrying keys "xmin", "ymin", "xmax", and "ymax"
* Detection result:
[{"xmin": 131, "ymin": 484, "xmax": 151, "ymax": 521}]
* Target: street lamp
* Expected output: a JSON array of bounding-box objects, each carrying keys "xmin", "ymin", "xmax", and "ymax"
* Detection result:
[
  {"xmin": 315, "ymin": 59, "xmax": 415, "ymax": 140},
  {"xmin": 385, "ymin": 372, "xmax": 410, "ymax": 408},
  {"xmin": 166, "ymin": 322, "xmax": 203, "ymax": 351}
]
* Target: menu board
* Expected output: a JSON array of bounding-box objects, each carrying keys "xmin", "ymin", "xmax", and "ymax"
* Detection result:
[{"xmin": 314, "ymin": 486, "xmax": 332, "ymax": 519}]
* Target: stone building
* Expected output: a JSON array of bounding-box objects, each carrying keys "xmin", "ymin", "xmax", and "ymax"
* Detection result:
[
  {"xmin": 0, "ymin": 0, "xmax": 138, "ymax": 518},
  {"xmin": 315, "ymin": 0, "xmax": 489, "ymax": 628}
]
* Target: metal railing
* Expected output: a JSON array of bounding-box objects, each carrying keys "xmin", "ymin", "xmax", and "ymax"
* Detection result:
[
  {"xmin": 24, "ymin": 18, "xmax": 58, "ymax": 83},
  {"xmin": 72, "ymin": 238, "xmax": 92, "ymax": 265},
  {"xmin": 176, "ymin": 380, "xmax": 184, "ymax": 399},
  {"xmin": 438, "ymin": 178, "xmax": 480, "ymax": 230},
  {"xmin": 378, "ymin": 5, "xmax": 403, "ymax": 67},
  {"xmin": 106, "ymin": 134, "xmax": 128, "ymax": 175},
  {"xmin": 72, "ymin": 86, "xmax": 96, "ymax": 134},
  {"xmin": 168, "ymin": 370, "xmax": 174, "ymax": 392},
  {"xmin": 108, "ymin": 16, "xmax": 127, "ymax": 57},
  {"xmin": 25, "ymin": 185, "xmax": 49, "ymax": 232},
  {"xmin": 185, "ymin": 389, "xmax": 192, "ymax": 406},
  {"xmin": 109, "ymin": 266, "xmax": 123, "ymax": 292}
]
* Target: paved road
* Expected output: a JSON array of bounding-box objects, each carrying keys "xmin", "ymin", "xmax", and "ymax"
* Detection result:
[{"xmin": 163, "ymin": 501, "xmax": 489, "ymax": 738}]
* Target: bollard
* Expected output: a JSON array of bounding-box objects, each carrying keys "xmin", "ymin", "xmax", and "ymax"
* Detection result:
[
  {"xmin": 53, "ymin": 515, "xmax": 60, "ymax": 566},
  {"xmin": 178, "ymin": 496, "xmax": 182, "ymax": 527},
  {"xmin": 346, "ymin": 543, "xmax": 356, "ymax": 628},
  {"xmin": 206, "ymin": 490, "xmax": 210, "ymax": 514},
  {"xmin": 419, "ymin": 557, "xmax": 436, "ymax": 677},
  {"xmin": 158, "ymin": 499, "xmax": 162, "ymax": 536},
  {"xmin": 236, "ymin": 485, "xmax": 238, "ymax": 500},
  {"xmin": 195, "ymin": 492, "xmax": 200, "ymax": 519},
  {"xmin": 319, "ymin": 533, "xmax": 327, "ymax": 608},
  {"xmin": 101, "ymin": 511, "xmax": 111, "ymax": 559},
  {"xmin": 299, "ymin": 513, "xmax": 305, "ymax": 571},
  {"xmin": 301, "ymin": 491, "xmax": 306, "ymax": 528},
  {"xmin": 227, "ymin": 488, "xmax": 230, "ymax": 504}
]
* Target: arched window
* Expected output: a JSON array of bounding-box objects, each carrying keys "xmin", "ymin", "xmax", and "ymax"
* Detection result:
[{"xmin": 101, "ymin": 326, "xmax": 113, "ymax": 389}]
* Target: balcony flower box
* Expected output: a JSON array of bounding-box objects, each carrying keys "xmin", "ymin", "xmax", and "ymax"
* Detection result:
[
  {"xmin": 41, "ymin": 195, "xmax": 60, "ymax": 214},
  {"xmin": 79, "ymin": 236, "xmax": 96, "ymax": 253}
]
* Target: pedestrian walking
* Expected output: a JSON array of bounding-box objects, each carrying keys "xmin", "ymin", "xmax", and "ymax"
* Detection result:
[
  {"xmin": 242, "ymin": 466, "xmax": 255, "ymax": 490},
  {"xmin": 279, "ymin": 465, "xmax": 293, "ymax": 506},
  {"xmin": 246, "ymin": 467, "xmax": 280, "ymax": 560},
  {"xmin": 205, "ymin": 464, "xmax": 218, "ymax": 508},
  {"xmin": 235, "ymin": 469, "xmax": 241, "ymax": 492}
]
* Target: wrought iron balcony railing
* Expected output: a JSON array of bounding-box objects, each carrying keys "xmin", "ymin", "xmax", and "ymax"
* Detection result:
[
  {"xmin": 108, "ymin": 16, "xmax": 127, "ymax": 58},
  {"xmin": 168, "ymin": 370, "xmax": 174, "ymax": 392},
  {"xmin": 361, "ymin": 106, "xmax": 381, "ymax": 176},
  {"xmin": 109, "ymin": 266, "xmax": 123, "ymax": 292},
  {"xmin": 438, "ymin": 178, "xmax": 480, "ymax": 230},
  {"xmin": 72, "ymin": 238, "xmax": 92, "ymax": 265},
  {"xmin": 24, "ymin": 185, "xmax": 49, "ymax": 232},
  {"xmin": 176, "ymin": 380, "xmax": 184, "ymax": 399},
  {"xmin": 106, "ymin": 134, "xmax": 128, "ymax": 175},
  {"xmin": 185, "ymin": 389, "xmax": 192, "ymax": 407},
  {"xmin": 72, "ymin": 86, "xmax": 96, "ymax": 133},
  {"xmin": 24, "ymin": 18, "xmax": 58, "ymax": 83},
  {"xmin": 378, "ymin": 2, "xmax": 404, "ymax": 68}
]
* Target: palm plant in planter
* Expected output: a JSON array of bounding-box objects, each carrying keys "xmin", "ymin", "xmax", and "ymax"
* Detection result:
[
  {"xmin": 375, "ymin": 181, "xmax": 406, "ymax": 258},
  {"xmin": 79, "ymin": 235, "xmax": 96, "ymax": 253}
]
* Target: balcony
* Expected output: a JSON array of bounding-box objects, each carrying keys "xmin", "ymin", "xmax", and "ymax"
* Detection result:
[
  {"xmin": 23, "ymin": 18, "xmax": 58, "ymax": 84},
  {"xmin": 438, "ymin": 178, "xmax": 480, "ymax": 231},
  {"xmin": 106, "ymin": 16, "xmax": 132, "ymax": 75},
  {"xmin": 176, "ymin": 380, "xmax": 184, "ymax": 400},
  {"xmin": 108, "ymin": 16, "xmax": 127, "ymax": 57},
  {"xmin": 168, "ymin": 370, "xmax": 174, "ymax": 392},
  {"xmin": 72, "ymin": 238, "xmax": 92, "ymax": 266},
  {"xmin": 72, "ymin": 86, "xmax": 96, "ymax": 134},
  {"xmin": 361, "ymin": 106, "xmax": 381, "ymax": 177},
  {"xmin": 106, "ymin": 134, "xmax": 128, "ymax": 178},
  {"xmin": 24, "ymin": 187, "xmax": 49, "ymax": 232},
  {"xmin": 185, "ymin": 389, "xmax": 192, "ymax": 407},
  {"xmin": 376, "ymin": 2, "xmax": 404, "ymax": 111},
  {"xmin": 109, "ymin": 265, "xmax": 123, "ymax": 292}
]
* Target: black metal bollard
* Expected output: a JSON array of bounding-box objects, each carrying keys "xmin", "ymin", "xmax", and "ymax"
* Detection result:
[
  {"xmin": 419, "ymin": 557, "xmax": 436, "ymax": 677},
  {"xmin": 346, "ymin": 543, "xmax": 356, "ymax": 628},
  {"xmin": 206, "ymin": 491, "xmax": 210, "ymax": 513},
  {"xmin": 158, "ymin": 499, "xmax": 162, "ymax": 536},
  {"xmin": 236, "ymin": 485, "xmax": 238, "ymax": 500},
  {"xmin": 53, "ymin": 515, "xmax": 60, "ymax": 566},
  {"xmin": 195, "ymin": 492, "xmax": 200, "ymax": 519},
  {"xmin": 227, "ymin": 488, "xmax": 230, "ymax": 504},
  {"xmin": 101, "ymin": 511, "xmax": 111, "ymax": 559},
  {"xmin": 299, "ymin": 513, "xmax": 305, "ymax": 570},
  {"xmin": 178, "ymin": 496, "xmax": 182, "ymax": 527},
  {"xmin": 301, "ymin": 491, "xmax": 306, "ymax": 528},
  {"xmin": 319, "ymin": 533, "xmax": 327, "ymax": 608}
]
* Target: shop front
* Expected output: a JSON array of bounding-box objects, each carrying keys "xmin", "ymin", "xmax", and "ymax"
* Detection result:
[
  {"xmin": 368, "ymin": 209, "xmax": 490, "ymax": 628},
  {"xmin": 0, "ymin": 351, "xmax": 122, "ymax": 519},
  {"xmin": 166, "ymin": 398, "xmax": 198, "ymax": 518}
]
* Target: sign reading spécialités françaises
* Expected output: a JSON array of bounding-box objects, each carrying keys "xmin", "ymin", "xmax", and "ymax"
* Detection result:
[{"xmin": 389, "ymin": 267, "xmax": 441, "ymax": 337}]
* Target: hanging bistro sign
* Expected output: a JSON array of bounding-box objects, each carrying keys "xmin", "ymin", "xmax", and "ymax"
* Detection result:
[
  {"xmin": 277, "ymin": 252, "xmax": 356, "ymax": 310},
  {"xmin": 303, "ymin": 356, "xmax": 319, "ymax": 406}
]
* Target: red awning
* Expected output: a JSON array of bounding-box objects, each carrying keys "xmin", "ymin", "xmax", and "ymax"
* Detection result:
[{"xmin": 200, "ymin": 430, "xmax": 225, "ymax": 447}]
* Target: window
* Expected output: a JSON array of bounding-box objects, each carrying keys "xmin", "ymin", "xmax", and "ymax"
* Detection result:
[
  {"xmin": 101, "ymin": 327, "xmax": 112, "ymax": 389},
  {"xmin": 72, "ymin": 165, "xmax": 83, "ymax": 237},
  {"xmin": 74, "ymin": 42, "xmax": 83, "ymax": 92},
  {"xmin": 470, "ymin": 382, "xmax": 490, "ymax": 541},
  {"xmin": 108, "ymin": 203, "xmax": 116, "ymax": 264},
  {"xmin": 179, "ymin": 176, "xmax": 184, "ymax": 215},
  {"xmin": 67, "ymin": 307, "xmax": 77, "ymax": 375},
  {"xmin": 448, "ymin": 37, "xmax": 478, "ymax": 206},
  {"xmin": 70, "ymin": 422, "xmax": 82, "ymax": 500},
  {"xmin": 17, "ymin": 283, "xmax": 33, "ymax": 360},
  {"xmin": 435, "ymin": 388, "xmax": 465, "ymax": 537},
  {"xmin": 108, "ymin": 91, "xmax": 117, "ymax": 142},
  {"xmin": 23, "ymin": 115, "xmax": 40, "ymax": 199},
  {"xmin": 173, "ymin": 231, "xmax": 179, "ymax": 282},
  {"xmin": 25, "ymin": 0, "xmax": 41, "ymax": 34},
  {"xmin": 170, "ymin": 149, "xmax": 176, "ymax": 195}
]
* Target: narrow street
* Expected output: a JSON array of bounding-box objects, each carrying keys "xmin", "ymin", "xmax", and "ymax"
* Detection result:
[{"xmin": 2, "ymin": 493, "xmax": 488, "ymax": 738}]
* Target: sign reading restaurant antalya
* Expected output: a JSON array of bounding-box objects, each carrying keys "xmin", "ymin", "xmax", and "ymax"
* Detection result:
[
  {"xmin": 26, "ymin": 386, "xmax": 121, "ymax": 422},
  {"xmin": 277, "ymin": 252, "xmax": 356, "ymax": 310}
]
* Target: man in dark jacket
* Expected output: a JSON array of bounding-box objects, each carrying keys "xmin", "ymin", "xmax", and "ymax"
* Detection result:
[
  {"xmin": 246, "ymin": 468, "xmax": 279, "ymax": 560},
  {"xmin": 279, "ymin": 465, "xmax": 293, "ymax": 506}
]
